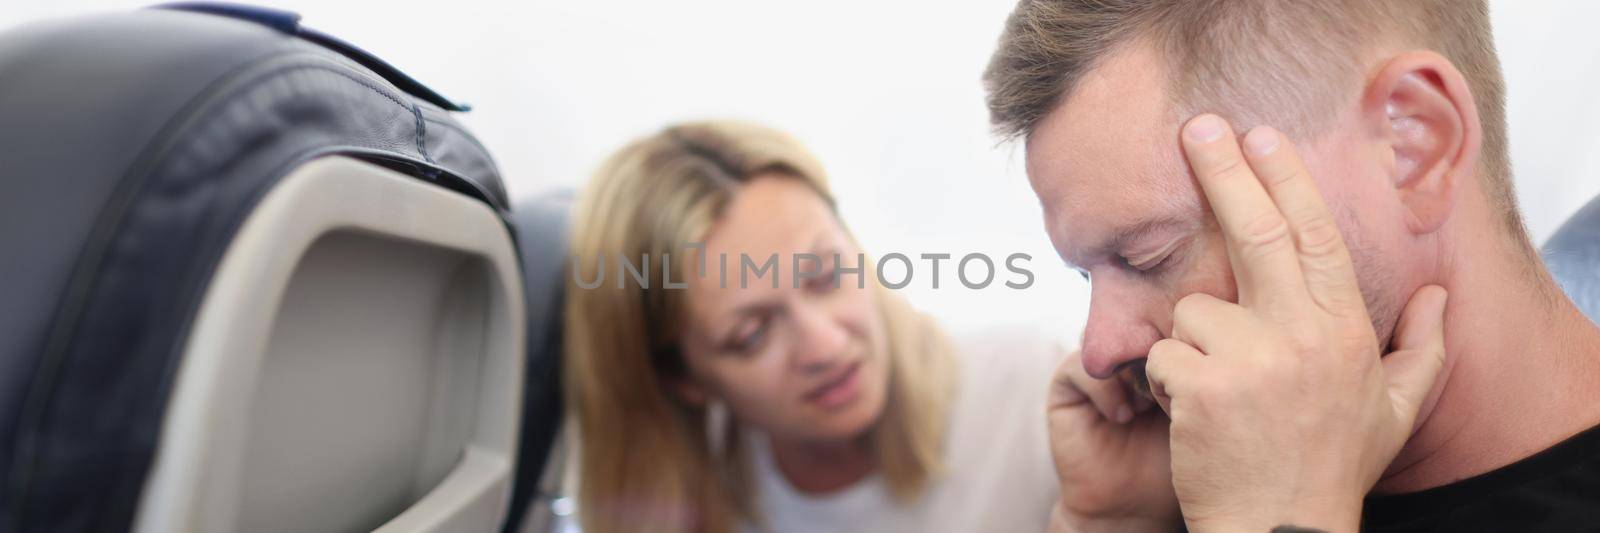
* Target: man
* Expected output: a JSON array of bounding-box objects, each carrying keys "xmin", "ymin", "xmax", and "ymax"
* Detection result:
[{"xmin": 982, "ymin": 1, "xmax": 1600, "ymax": 531}]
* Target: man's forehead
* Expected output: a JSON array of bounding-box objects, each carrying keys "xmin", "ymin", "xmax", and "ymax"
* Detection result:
[
  {"xmin": 1022, "ymin": 42, "xmax": 1201, "ymax": 261},
  {"xmin": 1025, "ymin": 46, "xmax": 1188, "ymax": 193}
]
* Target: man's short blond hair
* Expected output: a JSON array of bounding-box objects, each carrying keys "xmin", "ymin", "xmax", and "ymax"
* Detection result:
[{"xmin": 983, "ymin": 0, "xmax": 1527, "ymax": 243}]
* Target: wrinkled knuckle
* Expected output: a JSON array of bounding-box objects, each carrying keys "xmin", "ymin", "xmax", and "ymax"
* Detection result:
[
  {"xmin": 1240, "ymin": 213, "xmax": 1293, "ymax": 259},
  {"xmin": 1149, "ymin": 338, "xmax": 1184, "ymax": 361},
  {"xmin": 1304, "ymin": 272, "xmax": 1362, "ymax": 310},
  {"xmin": 1295, "ymin": 215, "xmax": 1345, "ymax": 258}
]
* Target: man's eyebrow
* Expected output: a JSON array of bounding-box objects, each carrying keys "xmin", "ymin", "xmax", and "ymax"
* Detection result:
[{"xmin": 1065, "ymin": 215, "xmax": 1193, "ymax": 270}]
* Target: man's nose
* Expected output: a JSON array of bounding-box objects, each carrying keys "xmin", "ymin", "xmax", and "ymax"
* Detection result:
[{"xmin": 1080, "ymin": 289, "xmax": 1164, "ymax": 379}]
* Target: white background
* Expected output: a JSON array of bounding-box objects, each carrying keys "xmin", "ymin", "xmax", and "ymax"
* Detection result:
[{"xmin": 6, "ymin": 1, "xmax": 1598, "ymax": 344}]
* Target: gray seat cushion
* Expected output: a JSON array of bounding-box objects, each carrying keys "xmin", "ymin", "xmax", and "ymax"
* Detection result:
[{"xmin": 1543, "ymin": 194, "xmax": 1600, "ymax": 323}]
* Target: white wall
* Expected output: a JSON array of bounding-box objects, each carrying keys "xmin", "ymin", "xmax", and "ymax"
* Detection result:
[
  {"xmin": 6, "ymin": 1, "xmax": 1598, "ymax": 343},
  {"xmin": 1491, "ymin": 1, "xmax": 1600, "ymax": 244}
]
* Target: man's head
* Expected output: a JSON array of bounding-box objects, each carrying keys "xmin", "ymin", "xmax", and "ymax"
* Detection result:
[{"xmin": 984, "ymin": 0, "xmax": 1526, "ymax": 379}]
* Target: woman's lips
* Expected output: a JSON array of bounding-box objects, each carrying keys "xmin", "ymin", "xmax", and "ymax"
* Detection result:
[{"xmin": 804, "ymin": 361, "xmax": 862, "ymax": 410}]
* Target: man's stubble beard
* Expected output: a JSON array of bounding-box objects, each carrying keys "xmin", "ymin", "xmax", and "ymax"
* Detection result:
[{"xmin": 1345, "ymin": 207, "xmax": 1404, "ymax": 352}]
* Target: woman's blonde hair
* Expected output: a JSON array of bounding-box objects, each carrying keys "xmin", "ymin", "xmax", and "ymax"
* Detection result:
[{"xmin": 564, "ymin": 121, "xmax": 955, "ymax": 533}]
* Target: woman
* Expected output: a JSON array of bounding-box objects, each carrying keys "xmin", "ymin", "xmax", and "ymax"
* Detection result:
[{"xmin": 564, "ymin": 121, "xmax": 1059, "ymax": 533}]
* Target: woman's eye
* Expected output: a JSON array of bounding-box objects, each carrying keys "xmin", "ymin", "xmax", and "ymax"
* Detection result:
[
  {"xmin": 805, "ymin": 269, "xmax": 838, "ymax": 292},
  {"xmin": 729, "ymin": 319, "xmax": 770, "ymax": 354}
]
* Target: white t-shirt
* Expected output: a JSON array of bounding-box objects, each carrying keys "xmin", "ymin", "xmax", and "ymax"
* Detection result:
[{"xmin": 741, "ymin": 326, "xmax": 1063, "ymax": 533}]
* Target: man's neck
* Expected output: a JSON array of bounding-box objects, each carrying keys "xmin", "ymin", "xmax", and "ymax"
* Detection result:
[{"xmin": 1375, "ymin": 221, "xmax": 1600, "ymax": 494}]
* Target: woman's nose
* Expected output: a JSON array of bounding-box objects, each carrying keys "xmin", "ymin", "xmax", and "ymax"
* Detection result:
[{"xmin": 789, "ymin": 303, "xmax": 850, "ymax": 372}]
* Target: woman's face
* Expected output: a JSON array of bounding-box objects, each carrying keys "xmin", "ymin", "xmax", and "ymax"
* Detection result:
[{"xmin": 676, "ymin": 174, "xmax": 890, "ymax": 444}]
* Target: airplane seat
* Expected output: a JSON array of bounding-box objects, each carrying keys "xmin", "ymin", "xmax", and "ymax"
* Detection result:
[
  {"xmin": 0, "ymin": 5, "xmax": 527, "ymax": 533},
  {"xmin": 1543, "ymin": 193, "xmax": 1600, "ymax": 323},
  {"xmin": 501, "ymin": 191, "xmax": 575, "ymax": 533}
]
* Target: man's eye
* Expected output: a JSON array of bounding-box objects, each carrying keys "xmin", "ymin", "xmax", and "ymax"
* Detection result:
[
  {"xmin": 1125, "ymin": 251, "xmax": 1173, "ymax": 274},
  {"xmin": 1126, "ymin": 240, "xmax": 1186, "ymax": 275}
]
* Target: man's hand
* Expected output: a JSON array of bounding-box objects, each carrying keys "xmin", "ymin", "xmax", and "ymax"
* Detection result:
[
  {"xmin": 1046, "ymin": 350, "xmax": 1181, "ymax": 533},
  {"xmin": 1148, "ymin": 115, "xmax": 1450, "ymax": 532}
]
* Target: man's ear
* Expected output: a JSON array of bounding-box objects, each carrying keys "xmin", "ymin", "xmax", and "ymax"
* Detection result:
[{"xmin": 1361, "ymin": 51, "xmax": 1482, "ymax": 235}]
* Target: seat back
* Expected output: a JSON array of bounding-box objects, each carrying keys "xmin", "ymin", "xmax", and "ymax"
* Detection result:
[
  {"xmin": 0, "ymin": 6, "xmax": 524, "ymax": 532},
  {"xmin": 1543, "ymin": 194, "xmax": 1600, "ymax": 323},
  {"xmin": 136, "ymin": 157, "xmax": 525, "ymax": 533},
  {"xmin": 502, "ymin": 191, "xmax": 575, "ymax": 533}
]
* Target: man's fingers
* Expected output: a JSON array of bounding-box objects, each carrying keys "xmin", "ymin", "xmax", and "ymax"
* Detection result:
[
  {"xmin": 1181, "ymin": 114, "xmax": 1309, "ymax": 313},
  {"xmin": 1240, "ymin": 126, "xmax": 1365, "ymax": 317},
  {"xmin": 1144, "ymin": 338, "xmax": 1207, "ymax": 417},
  {"xmin": 1381, "ymin": 285, "xmax": 1450, "ymax": 432},
  {"xmin": 1170, "ymin": 292, "xmax": 1254, "ymax": 355},
  {"xmin": 1050, "ymin": 351, "xmax": 1139, "ymax": 424}
]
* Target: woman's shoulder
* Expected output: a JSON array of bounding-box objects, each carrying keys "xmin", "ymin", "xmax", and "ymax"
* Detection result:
[
  {"xmin": 931, "ymin": 322, "xmax": 1063, "ymax": 523},
  {"xmin": 936, "ymin": 322, "xmax": 1068, "ymax": 432}
]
